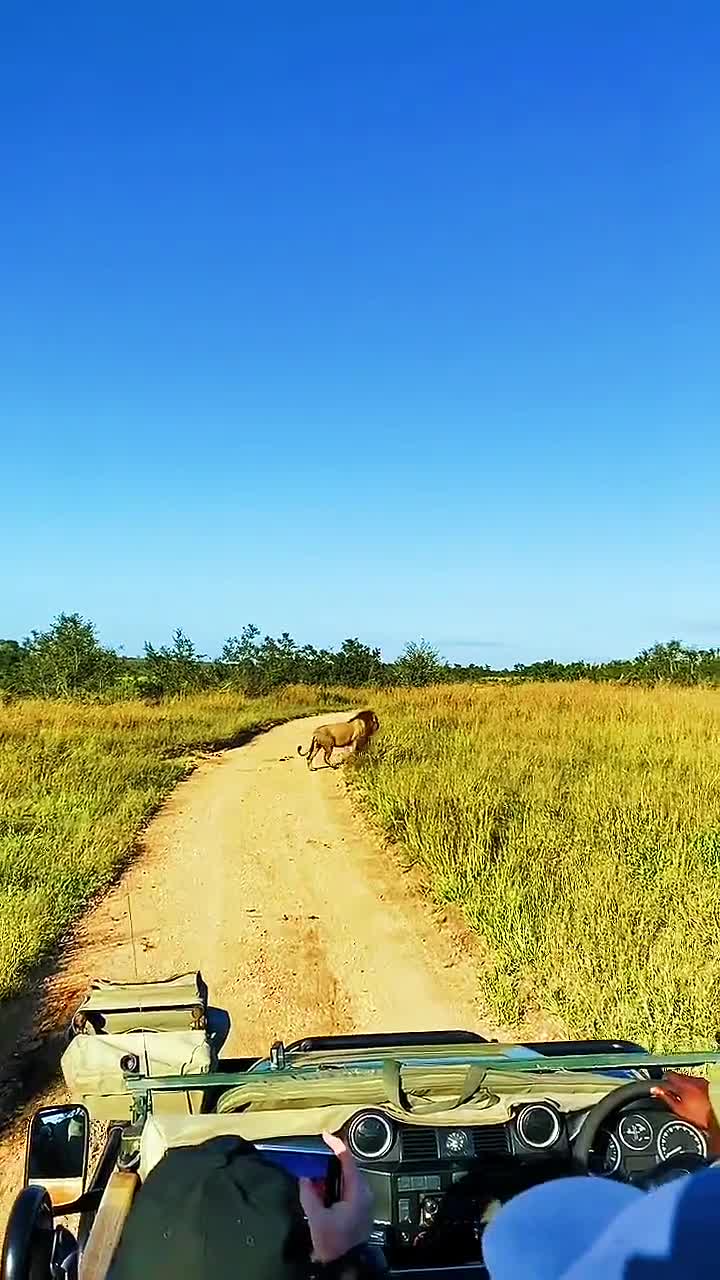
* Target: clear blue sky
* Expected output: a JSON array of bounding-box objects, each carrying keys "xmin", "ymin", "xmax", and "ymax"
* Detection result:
[{"xmin": 2, "ymin": 2, "xmax": 719, "ymax": 665}]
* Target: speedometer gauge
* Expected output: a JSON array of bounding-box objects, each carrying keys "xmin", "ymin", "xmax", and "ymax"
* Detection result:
[
  {"xmin": 602, "ymin": 1133, "xmax": 621, "ymax": 1175},
  {"xmin": 657, "ymin": 1121, "xmax": 707, "ymax": 1162}
]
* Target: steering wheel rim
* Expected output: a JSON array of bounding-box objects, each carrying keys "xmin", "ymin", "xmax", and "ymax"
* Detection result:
[
  {"xmin": 1, "ymin": 1185, "xmax": 53, "ymax": 1280},
  {"xmin": 573, "ymin": 1079, "xmax": 671, "ymax": 1173}
]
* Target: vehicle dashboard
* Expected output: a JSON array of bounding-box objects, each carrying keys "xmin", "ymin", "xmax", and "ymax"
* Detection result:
[
  {"xmin": 14, "ymin": 1007, "xmax": 720, "ymax": 1280},
  {"xmin": 183, "ymin": 1033, "xmax": 708, "ymax": 1275},
  {"xmin": 332, "ymin": 1098, "xmax": 707, "ymax": 1272}
]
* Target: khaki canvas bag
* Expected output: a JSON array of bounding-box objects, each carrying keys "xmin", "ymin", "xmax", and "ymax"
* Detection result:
[
  {"xmin": 68, "ymin": 972, "xmax": 208, "ymax": 1037},
  {"xmin": 61, "ymin": 1029, "xmax": 215, "ymax": 1122}
]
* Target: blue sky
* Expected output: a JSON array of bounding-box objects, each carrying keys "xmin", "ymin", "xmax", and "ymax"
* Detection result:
[{"xmin": 2, "ymin": 2, "xmax": 719, "ymax": 665}]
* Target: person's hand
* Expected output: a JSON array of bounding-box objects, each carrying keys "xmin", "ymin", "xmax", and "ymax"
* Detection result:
[
  {"xmin": 652, "ymin": 1071, "xmax": 713, "ymax": 1129},
  {"xmin": 298, "ymin": 1131, "xmax": 374, "ymax": 1264},
  {"xmin": 651, "ymin": 1071, "xmax": 720, "ymax": 1154}
]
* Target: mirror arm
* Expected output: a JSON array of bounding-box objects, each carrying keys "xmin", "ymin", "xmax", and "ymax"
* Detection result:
[
  {"xmin": 52, "ymin": 1187, "xmax": 105, "ymax": 1217},
  {"xmin": 38, "ymin": 1132, "xmax": 123, "ymax": 1218}
]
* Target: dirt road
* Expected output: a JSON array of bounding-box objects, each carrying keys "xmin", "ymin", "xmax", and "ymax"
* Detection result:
[{"xmin": 0, "ymin": 713, "xmax": 490, "ymax": 1228}]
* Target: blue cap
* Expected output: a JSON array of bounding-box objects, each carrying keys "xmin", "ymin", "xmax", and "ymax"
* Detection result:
[{"xmin": 482, "ymin": 1167, "xmax": 720, "ymax": 1279}]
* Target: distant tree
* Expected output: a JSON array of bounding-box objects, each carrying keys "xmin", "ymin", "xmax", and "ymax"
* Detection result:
[
  {"xmin": 393, "ymin": 639, "xmax": 445, "ymax": 687},
  {"xmin": 331, "ymin": 638, "xmax": 385, "ymax": 686},
  {"xmin": 143, "ymin": 628, "xmax": 220, "ymax": 695},
  {"xmin": 256, "ymin": 632, "xmax": 301, "ymax": 688},
  {"xmin": 17, "ymin": 613, "xmax": 119, "ymax": 697},
  {"xmin": 513, "ymin": 658, "xmax": 587, "ymax": 683},
  {"xmin": 221, "ymin": 624, "xmax": 262, "ymax": 691},
  {"xmin": 0, "ymin": 640, "xmax": 24, "ymax": 691},
  {"xmin": 633, "ymin": 640, "xmax": 702, "ymax": 685},
  {"xmin": 221, "ymin": 628, "xmax": 388, "ymax": 690},
  {"xmin": 300, "ymin": 644, "xmax": 337, "ymax": 686},
  {"xmin": 697, "ymin": 647, "xmax": 720, "ymax": 684},
  {"xmin": 450, "ymin": 662, "xmax": 493, "ymax": 682}
]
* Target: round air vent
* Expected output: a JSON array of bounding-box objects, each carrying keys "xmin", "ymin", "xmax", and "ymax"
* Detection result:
[
  {"xmin": 347, "ymin": 1112, "xmax": 394, "ymax": 1160},
  {"xmin": 516, "ymin": 1104, "xmax": 561, "ymax": 1150}
]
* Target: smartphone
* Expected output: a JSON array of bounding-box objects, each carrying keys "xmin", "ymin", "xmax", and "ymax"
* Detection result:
[{"xmin": 254, "ymin": 1138, "xmax": 341, "ymax": 1205}]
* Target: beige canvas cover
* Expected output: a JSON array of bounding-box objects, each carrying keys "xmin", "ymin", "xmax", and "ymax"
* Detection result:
[
  {"xmin": 214, "ymin": 1062, "xmax": 621, "ymax": 1117},
  {"xmin": 61, "ymin": 1030, "xmax": 215, "ymax": 1122},
  {"xmin": 70, "ymin": 972, "xmax": 207, "ymax": 1035}
]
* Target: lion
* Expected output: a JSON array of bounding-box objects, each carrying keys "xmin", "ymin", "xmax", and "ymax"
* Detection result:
[{"xmin": 297, "ymin": 709, "xmax": 380, "ymax": 770}]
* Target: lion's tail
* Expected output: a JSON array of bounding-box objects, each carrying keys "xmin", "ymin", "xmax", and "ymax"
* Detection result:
[{"xmin": 297, "ymin": 738, "xmax": 314, "ymax": 757}]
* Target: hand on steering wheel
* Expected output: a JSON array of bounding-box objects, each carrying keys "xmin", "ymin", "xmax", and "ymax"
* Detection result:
[{"xmin": 651, "ymin": 1071, "xmax": 720, "ymax": 1157}]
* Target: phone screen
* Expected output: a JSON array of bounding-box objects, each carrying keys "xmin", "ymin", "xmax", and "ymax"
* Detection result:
[{"xmin": 255, "ymin": 1141, "xmax": 341, "ymax": 1205}]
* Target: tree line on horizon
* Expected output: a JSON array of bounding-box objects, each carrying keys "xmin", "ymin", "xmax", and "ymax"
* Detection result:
[{"xmin": 1, "ymin": 613, "xmax": 720, "ymax": 700}]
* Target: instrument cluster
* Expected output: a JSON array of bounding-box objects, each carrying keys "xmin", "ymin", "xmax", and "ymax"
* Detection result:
[{"xmin": 592, "ymin": 1109, "xmax": 707, "ymax": 1178}]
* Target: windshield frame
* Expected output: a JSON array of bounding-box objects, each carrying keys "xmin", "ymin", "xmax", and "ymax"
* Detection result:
[{"xmin": 122, "ymin": 1047, "xmax": 720, "ymax": 1101}]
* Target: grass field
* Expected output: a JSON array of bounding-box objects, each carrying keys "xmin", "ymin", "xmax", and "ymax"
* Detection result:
[
  {"xmin": 349, "ymin": 682, "xmax": 720, "ymax": 1052},
  {"xmin": 0, "ymin": 688, "xmax": 343, "ymax": 1001},
  {"xmin": 3, "ymin": 682, "xmax": 719, "ymax": 1051}
]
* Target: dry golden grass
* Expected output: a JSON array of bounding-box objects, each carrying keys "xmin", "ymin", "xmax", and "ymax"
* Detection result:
[
  {"xmin": 0, "ymin": 688, "xmax": 345, "ymax": 1000},
  {"xmin": 348, "ymin": 681, "xmax": 720, "ymax": 1051}
]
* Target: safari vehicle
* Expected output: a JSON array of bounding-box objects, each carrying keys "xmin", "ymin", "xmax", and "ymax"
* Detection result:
[{"xmin": 4, "ymin": 971, "xmax": 720, "ymax": 1280}]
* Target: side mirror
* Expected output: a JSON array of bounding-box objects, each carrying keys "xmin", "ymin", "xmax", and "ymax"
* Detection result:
[{"xmin": 24, "ymin": 1104, "xmax": 90, "ymax": 1209}]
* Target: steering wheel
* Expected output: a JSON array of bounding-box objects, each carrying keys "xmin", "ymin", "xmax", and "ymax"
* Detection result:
[
  {"xmin": 1, "ymin": 1186, "xmax": 53, "ymax": 1280},
  {"xmin": 572, "ymin": 1079, "xmax": 711, "ymax": 1175}
]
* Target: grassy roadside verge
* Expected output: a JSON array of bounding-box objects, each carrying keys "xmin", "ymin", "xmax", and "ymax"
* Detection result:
[
  {"xmin": 0, "ymin": 687, "xmax": 345, "ymax": 1001},
  {"xmin": 348, "ymin": 682, "xmax": 720, "ymax": 1051}
]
